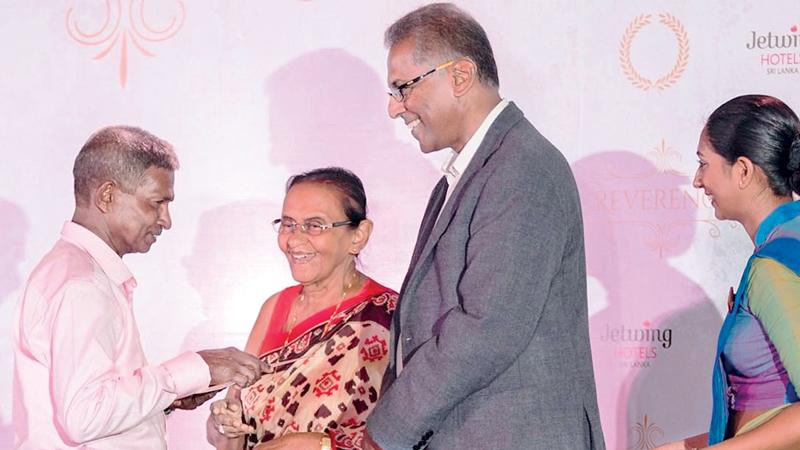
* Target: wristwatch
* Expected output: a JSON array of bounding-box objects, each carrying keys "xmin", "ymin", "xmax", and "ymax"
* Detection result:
[{"xmin": 320, "ymin": 435, "xmax": 332, "ymax": 450}]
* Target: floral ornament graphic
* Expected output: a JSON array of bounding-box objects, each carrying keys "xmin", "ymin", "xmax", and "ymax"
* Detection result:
[
  {"xmin": 630, "ymin": 414, "xmax": 664, "ymax": 449},
  {"xmin": 603, "ymin": 139, "xmax": 687, "ymax": 180},
  {"xmin": 620, "ymin": 13, "xmax": 689, "ymax": 91},
  {"xmin": 649, "ymin": 138, "xmax": 692, "ymax": 176},
  {"xmin": 66, "ymin": 0, "xmax": 186, "ymax": 88}
]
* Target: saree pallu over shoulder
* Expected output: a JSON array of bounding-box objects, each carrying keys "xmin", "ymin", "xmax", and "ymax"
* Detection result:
[
  {"xmin": 709, "ymin": 201, "xmax": 800, "ymax": 444},
  {"xmin": 242, "ymin": 280, "xmax": 396, "ymax": 450}
]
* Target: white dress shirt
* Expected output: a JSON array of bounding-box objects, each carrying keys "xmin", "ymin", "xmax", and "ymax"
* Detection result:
[
  {"xmin": 12, "ymin": 221, "xmax": 211, "ymax": 449},
  {"xmin": 437, "ymin": 99, "xmax": 509, "ymax": 221}
]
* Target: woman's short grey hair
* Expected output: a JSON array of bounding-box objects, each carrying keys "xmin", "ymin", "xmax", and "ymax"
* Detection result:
[
  {"xmin": 73, "ymin": 125, "xmax": 179, "ymax": 205},
  {"xmin": 385, "ymin": 2, "xmax": 499, "ymax": 87}
]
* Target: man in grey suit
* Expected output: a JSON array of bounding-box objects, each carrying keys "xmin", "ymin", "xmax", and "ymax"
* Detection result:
[{"xmin": 365, "ymin": 4, "xmax": 605, "ymax": 449}]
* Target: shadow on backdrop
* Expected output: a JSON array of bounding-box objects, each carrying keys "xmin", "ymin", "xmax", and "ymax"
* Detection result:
[
  {"xmin": 170, "ymin": 48, "xmax": 438, "ymax": 449},
  {"xmin": 574, "ymin": 152, "xmax": 720, "ymax": 450},
  {"xmin": 182, "ymin": 201, "xmax": 284, "ymax": 351},
  {"xmin": 0, "ymin": 199, "xmax": 28, "ymax": 303},
  {"xmin": 0, "ymin": 199, "xmax": 29, "ymax": 447},
  {"xmin": 265, "ymin": 48, "xmax": 439, "ymax": 290},
  {"xmin": 168, "ymin": 201, "xmax": 285, "ymax": 446}
]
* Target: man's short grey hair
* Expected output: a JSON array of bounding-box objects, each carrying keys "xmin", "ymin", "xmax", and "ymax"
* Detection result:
[
  {"xmin": 385, "ymin": 2, "xmax": 499, "ymax": 87},
  {"xmin": 73, "ymin": 125, "xmax": 179, "ymax": 205}
]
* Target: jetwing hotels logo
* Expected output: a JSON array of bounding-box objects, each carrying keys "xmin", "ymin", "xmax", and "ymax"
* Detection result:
[
  {"xmin": 746, "ymin": 25, "xmax": 800, "ymax": 76},
  {"xmin": 619, "ymin": 13, "xmax": 689, "ymax": 91},
  {"xmin": 600, "ymin": 321, "xmax": 673, "ymax": 368}
]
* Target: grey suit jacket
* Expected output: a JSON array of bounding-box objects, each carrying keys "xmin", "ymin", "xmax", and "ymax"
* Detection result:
[{"xmin": 367, "ymin": 103, "xmax": 605, "ymax": 450}]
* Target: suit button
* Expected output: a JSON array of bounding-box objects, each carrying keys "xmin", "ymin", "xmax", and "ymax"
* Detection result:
[{"xmin": 404, "ymin": 334, "xmax": 412, "ymax": 342}]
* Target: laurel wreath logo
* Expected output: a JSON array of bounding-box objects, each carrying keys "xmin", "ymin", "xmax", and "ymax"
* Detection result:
[{"xmin": 619, "ymin": 13, "xmax": 690, "ymax": 91}]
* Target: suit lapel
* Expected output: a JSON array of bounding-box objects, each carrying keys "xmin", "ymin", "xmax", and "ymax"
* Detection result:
[{"xmin": 402, "ymin": 102, "xmax": 525, "ymax": 302}]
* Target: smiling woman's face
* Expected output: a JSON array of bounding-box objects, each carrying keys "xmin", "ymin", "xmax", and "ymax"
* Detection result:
[
  {"xmin": 693, "ymin": 132, "xmax": 738, "ymax": 221},
  {"xmin": 278, "ymin": 182, "xmax": 358, "ymax": 288}
]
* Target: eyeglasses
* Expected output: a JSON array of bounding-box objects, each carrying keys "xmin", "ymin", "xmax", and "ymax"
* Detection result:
[
  {"xmin": 387, "ymin": 60, "xmax": 456, "ymax": 102},
  {"xmin": 272, "ymin": 218, "xmax": 353, "ymax": 236}
]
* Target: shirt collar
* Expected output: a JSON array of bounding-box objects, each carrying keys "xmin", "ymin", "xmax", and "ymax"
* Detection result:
[
  {"xmin": 60, "ymin": 221, "xmax": 137, "ymax": 292},
  {"xmin": 754, "ymin": 200, "xmax": 800, "ymax": 246},
  {"xmin": 441, "ymin": 99, "xmax": 510, "ymax": 183}
]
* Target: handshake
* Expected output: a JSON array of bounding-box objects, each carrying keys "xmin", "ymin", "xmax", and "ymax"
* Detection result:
[{"xmin": 170, "ymin": 347, "xmax": 269, "ymax": 411}]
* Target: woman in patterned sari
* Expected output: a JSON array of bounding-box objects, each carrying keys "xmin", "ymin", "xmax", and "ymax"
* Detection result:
[{"xmin": 207, "ymin": 167, "xmax": 396, "ymax": 450}]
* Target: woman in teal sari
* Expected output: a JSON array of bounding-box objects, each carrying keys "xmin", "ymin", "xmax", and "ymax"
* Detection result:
[{"xmin": 656, "ymin": 95, "xmax": 800, "ymax": 449}]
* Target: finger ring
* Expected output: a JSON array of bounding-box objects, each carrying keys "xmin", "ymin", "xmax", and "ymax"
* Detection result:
[{"xmin": 218, "ymin": 423, "xmax": 225, "ymax": 434}]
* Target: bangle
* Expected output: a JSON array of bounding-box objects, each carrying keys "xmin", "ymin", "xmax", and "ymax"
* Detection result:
[{"xmin": 320, "ymin": 435, "xmax": 332, "ymax": 450}]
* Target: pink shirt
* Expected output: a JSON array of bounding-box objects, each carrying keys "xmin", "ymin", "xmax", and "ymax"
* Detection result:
[{"xmin": 12, "ymin": 221, "xmax": 211, "ymax": 449}]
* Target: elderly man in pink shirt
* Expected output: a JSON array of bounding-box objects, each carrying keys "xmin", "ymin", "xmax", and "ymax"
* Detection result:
[{"xmin": 12, "ymin": 126, "xmax": 268, "ymax": 449}]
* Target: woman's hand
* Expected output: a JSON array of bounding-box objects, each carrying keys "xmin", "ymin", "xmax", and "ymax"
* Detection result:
[
  {"xmin": 252, "ymin": 432, "xmax": 327, "ymax": 449},
  {"xmin": 208, "ymin": 394, "xmax": 254, "ymax": 439}
]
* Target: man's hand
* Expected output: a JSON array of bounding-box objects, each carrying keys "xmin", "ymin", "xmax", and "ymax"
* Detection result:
[
  {"xmin": 171, "ymin": 390, "xmax": 218, "ymax": 411},
  {"xmin": 197, "ymin": 347, "xmax": 268, "ymax": 388}
]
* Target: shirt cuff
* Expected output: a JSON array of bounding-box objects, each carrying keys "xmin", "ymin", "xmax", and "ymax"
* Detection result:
[{"xmin": 160, "ymin": 351, "xmax": 212, "ymax": 398}]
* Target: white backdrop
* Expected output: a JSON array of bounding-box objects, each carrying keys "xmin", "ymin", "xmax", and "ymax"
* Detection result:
[{"xmin": 1, "ymin": 1, "xmax": 799, "ymax": 449}]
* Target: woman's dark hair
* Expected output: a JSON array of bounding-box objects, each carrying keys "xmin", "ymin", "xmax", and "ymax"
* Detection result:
[
  {"xmin": 705, "ymin": 94, "xmax": 800, "ymax": 196},
  {"xmin": 286, "ymin": 167, "xmax": 367, "ymax": 226}
]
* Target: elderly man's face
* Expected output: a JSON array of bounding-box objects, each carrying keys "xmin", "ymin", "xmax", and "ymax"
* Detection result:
[
  {"xmin": 107, "ymin": 166, "xmax": 174, "ymax": 256},
  {"xmin": 387, "ymin": 39, "xmax": 459, "ymax": 153}
]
